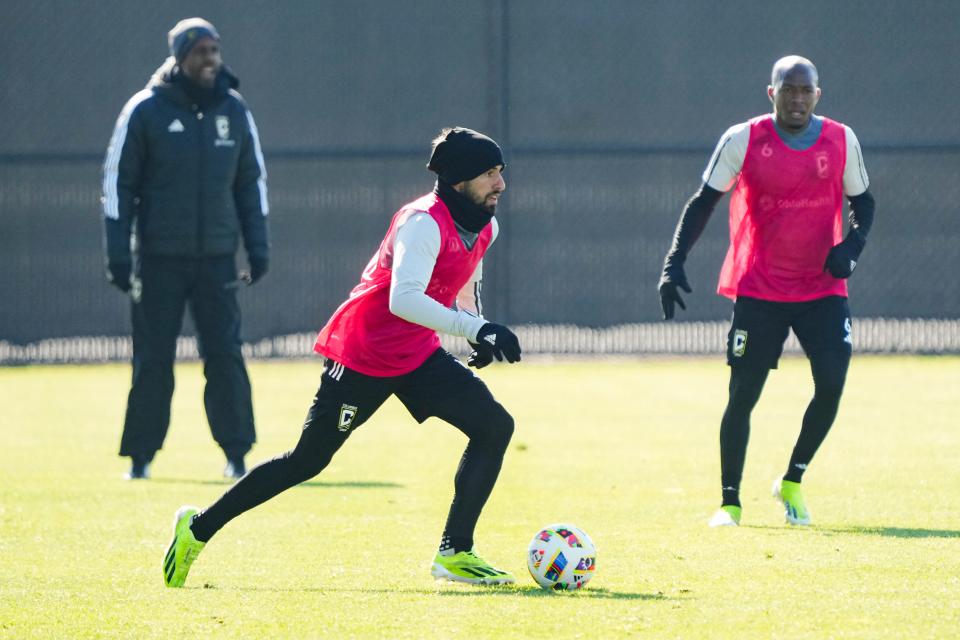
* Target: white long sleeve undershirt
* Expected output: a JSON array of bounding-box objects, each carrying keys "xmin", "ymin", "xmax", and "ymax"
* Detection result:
[{"xmin": 388, "ymin": 211, "xmax": 498, "ymax": 343}]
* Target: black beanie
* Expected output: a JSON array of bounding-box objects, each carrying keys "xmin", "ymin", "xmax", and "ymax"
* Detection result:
[
  {"xmin": 168, "ymin": 18, "xmax": 220, "ymax": 63},
  {"xmin": 427, "ymin": 127, "xmax": 504, "ymax": 185}
]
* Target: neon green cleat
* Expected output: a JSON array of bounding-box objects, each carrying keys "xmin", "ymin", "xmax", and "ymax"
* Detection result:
[
  {"xmin": 163, "ymin": 506, "xmax": 206, "ymax": 587},
  {"xmin": 431, "ymin": 549, "xmax": 515, "ymax": 585},
  {"xmin": 708, "ymin": 505, "xmax": 742, "ymax": 527},
  {"xmin": 772, "ymin": 478, "xmax": 812, "ymax": 525}
]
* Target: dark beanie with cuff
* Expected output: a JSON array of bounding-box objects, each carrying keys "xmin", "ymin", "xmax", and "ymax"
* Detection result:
[
  {"xmin": 168, "ymin": 18, "xmax": 220, "ymax": 63},
  {"xmin": 427, "ymin": 127, "xmax": 504, "ymax": 185}
]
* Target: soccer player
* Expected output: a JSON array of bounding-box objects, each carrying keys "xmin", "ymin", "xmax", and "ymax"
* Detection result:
[
  {"xmin": 657, "ymin": 56, "xmax": 875, "ymax": 527},
  {"xmin": 163, "ymin": 127, "xmax": 521, "ymax": 587}
]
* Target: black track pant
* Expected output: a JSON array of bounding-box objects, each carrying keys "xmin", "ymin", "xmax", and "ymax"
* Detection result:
[
  {"xmin": 191, "ymin": 349, "xmax": 514, "ymax": 543},
  {"xmin": 118, "ymin": 255, "xmax": 255, "ymax": 461}
]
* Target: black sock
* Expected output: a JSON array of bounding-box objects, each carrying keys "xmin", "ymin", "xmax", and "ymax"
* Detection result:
[
  {"xmin": 190, "ymin": 422, "xmax": 349, "ymax": 543},
  {"xmin": 439, "ymin": 534, "xmax": 473, "ymax": 554},
  {"xmin": 784, "ymin": 350, "xmax": 849, "ymax": 483},
  {"xmin": 440, "ymin": 408, "xmax": 513, "ymax": 555},
  {"xmin": 783, "ymin": 465, "xmax": 805, "ymax": 484},
  {"xmin": 189, "ymin": 453, "xmax": 309, "ymax": 543},
  {"xmin": 721, "ymin": 487, "xmax": 741, "ymax": 508},
  {"xmin": 189, "ymin": 516, "xmax": 210, "ymax": 543},
  {"xmin": 719, "ymin": 366, "xmax": 769, "ymax": 507}
]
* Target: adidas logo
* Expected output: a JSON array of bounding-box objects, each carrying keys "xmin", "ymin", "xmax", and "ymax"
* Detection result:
[
  {"xmin": 168, "ymin": 119, "xmax": 185, "ymax": 133},
  {"xmin": 849, "ymin": 259, "xmax": 857, "ymax": 271},
  {"xmin": 483, "ymin": 334, "xmax": 497, "ymax": 346}
]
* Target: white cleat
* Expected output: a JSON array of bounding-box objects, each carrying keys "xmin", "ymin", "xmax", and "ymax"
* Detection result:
[{"xmin": 708, "ymin": 505, "xmax": 742, "ymax": 527}]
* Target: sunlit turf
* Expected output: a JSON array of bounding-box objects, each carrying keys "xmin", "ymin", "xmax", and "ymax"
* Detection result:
[{"xmin": 1, "ymin": 355, "xmax": 957, "ymax": 638}]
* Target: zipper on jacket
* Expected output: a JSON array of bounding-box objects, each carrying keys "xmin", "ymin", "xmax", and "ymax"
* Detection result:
[{"xmin": 194, "ymin": 105, "xmax": 205, "ymax": 256}]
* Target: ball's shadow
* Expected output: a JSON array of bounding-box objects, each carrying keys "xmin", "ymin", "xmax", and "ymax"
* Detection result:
[{"xmin": 435, "ymin": 585, "xmax": 672, "ymax": 600}]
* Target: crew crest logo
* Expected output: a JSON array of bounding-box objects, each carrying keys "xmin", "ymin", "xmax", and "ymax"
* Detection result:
[
  {"xmin": 732, "ymin": 330, "xmax": 748, "ymax": 357},
  {"xmin": 214, "ymin": 116, "xmax": 235, "ymax": 147},
  {"xmin": 338, "ymin": 404, "xmax": 358, "ymax": 432},
  {"xmin": 815, "ymin": 152, "xmax": 829, "ymax": 178}
]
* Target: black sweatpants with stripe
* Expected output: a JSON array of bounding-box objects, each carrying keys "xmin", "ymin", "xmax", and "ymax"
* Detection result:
[
  {"xmin": 118, "ymin": 255, "xmax": 255, "ymax": 461},
  {"xmin": 190, "ymin": 349, "xmax": 514, "ymax": 544}
]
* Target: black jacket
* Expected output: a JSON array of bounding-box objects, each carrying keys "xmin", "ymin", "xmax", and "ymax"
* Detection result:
[{"xmin": 102, "ymin": 58, "xmax": 269, "ymax": 263}]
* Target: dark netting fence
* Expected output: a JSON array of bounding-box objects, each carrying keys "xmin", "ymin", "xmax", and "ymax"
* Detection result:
[{"xmin": 2, "ymin": 1, "xmax": 959, "ymax": 361}]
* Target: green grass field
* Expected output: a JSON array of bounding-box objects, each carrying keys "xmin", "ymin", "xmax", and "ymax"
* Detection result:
[{"xmin": 1, "ymin": 355, "xmax": 958, "ymax": 638}]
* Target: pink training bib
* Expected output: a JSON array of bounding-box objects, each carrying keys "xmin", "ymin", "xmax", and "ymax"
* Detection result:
[
  {"xmin": 315, "ymin": 192, "xmax": 492, "ymax": 377},
  {"xmin": 718, "ymin": 115, "xmax": 847, "ymax": 301}
]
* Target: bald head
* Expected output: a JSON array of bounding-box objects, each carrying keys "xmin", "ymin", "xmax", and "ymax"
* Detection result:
[
  {"xmin": 771, "ymin": 55, "xmax": 818, "ymax": 89},
  {"xmin": 767, "ymin": 55, "xmax": 821, "ymax": 132}
]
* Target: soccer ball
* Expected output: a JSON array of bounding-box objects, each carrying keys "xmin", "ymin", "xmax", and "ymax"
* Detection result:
[{"xmin": 526, "ymin": 523, "xmax": 597, "ymax": 590}]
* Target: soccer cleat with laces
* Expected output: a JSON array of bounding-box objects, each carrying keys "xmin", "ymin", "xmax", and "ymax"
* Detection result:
[
  {"xmin": 431, "ymin": 549, "xmax": 515, "ymax": 585},
  {"xmin": 163, "ymin": 506, "xmax": 206, "ymax": 587},
  {"xmin": 708, "ymin": 505, "xmax": 742, "ymax": 527},
  {"xmin": 772, "ymin": 477, "xmax": 811, "ymax": 525}
]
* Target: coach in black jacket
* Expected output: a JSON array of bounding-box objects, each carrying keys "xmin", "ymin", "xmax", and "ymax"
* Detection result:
[{"xmin": 101, "ymin": 18, "xmax": 269, "ymax": 480}]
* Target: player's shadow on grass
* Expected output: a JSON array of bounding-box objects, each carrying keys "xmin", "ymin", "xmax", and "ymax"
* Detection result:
[
  {"xmin": 216, "ymin": 585, "xmax": 672, "ymax": 600},
  {"xmin": 816, "ymin": 526, "xmax": 960, "ymax": 539},
  {"xmin": 745, "ymin": 524, "xmax": 960, "ymax": 538},
  {"xmin": 151, "ymin": 478, "xmax": 403, "ymax": 489}
]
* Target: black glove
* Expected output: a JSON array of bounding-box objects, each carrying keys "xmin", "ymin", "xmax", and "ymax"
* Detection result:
[
  {"xmin": 106, "ymin": 261, "xmax": 132, "ymax": 293},
  {"xmin": 824, "ymin": 233, "xmax": 864, "ymax": 279},
  {"xmin": 241, "ymin": 254, "xmax": 269, "ymax": 285},
  {"xmin": 473, "ymin": 322, "xmax": 522, "ymax": 364},
  {"xmin": 467, "ymin": 341, "xmax": 495, "ymax": 369},
  {"xmin": 658, "ymin": 264, "xmax": 691, "ymax": 320}
]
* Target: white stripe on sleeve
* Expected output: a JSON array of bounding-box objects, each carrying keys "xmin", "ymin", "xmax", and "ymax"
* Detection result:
[
  {"xmin": 101, "ymin": 89, "xmax": 151, "ymax": 220},
  {"xmin": 245, "ymin": 109, "xmax": 269, "ymax": 215},
  {"xmin": 456, "ymin": 261, "xmax": 483, "ymax": 317}
]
